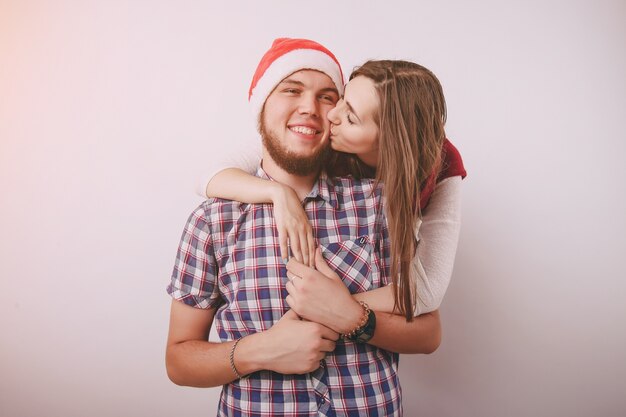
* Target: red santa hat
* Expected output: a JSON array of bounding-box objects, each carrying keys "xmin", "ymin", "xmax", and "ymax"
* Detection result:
[{"xmin": 248, "ymin": 38, "xmax": 344, "ymax": 126}]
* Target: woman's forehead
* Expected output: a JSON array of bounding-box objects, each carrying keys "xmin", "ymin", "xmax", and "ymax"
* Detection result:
[{"xmin": 344, "ymin": 76, "xmax": 379, "ymax": 120}]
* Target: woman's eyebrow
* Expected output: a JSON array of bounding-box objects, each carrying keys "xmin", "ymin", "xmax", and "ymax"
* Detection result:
[{"xmin": 345, "ymin": 100, "xmax": 362, "ymax": 122}]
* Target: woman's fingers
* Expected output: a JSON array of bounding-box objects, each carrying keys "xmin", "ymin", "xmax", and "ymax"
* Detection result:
[
  {"xmin": 300, "ymin": 228, "xmax": 310, "ymax": 267},
  {"xmin": 285, "ymin": 294, "xmax": 295, "ymax": 310},
  {"xmin": 272, "ymin": 187, "xmax": 315, "ymax": 265},
  {"xmin": 306, "ymin": 228, "xmax": 316, "ymax": 268},
  {"xmin": 314, "ymin": 248, "xmax": 340, "ymax": 280},
  {"xmin": 289, "ymin": 233, "xmax": 303, "ymax": 263},
  {"xmin": 293, "ymin": 223, "xmax": 313, "ymax": 267},
  {"xmin": 278, "ymin": 227, "xmax": 289, "ymax": 262},
  {"xmin": 303, "ymin": 223, "xmax": 316, "ymax": 268}
]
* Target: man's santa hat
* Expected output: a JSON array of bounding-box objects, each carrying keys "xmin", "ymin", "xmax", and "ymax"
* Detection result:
[{"xmin": 248, "ymin": 38, "xmax": 344, "ymax": 126}]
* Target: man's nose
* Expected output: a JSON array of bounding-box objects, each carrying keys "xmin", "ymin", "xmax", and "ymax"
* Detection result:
[{"xmin": 297, "ymin": 93, "xmax": 319, "ymax": 117}]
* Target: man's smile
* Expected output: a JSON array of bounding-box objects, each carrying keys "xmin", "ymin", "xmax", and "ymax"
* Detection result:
[{"xmin": 288, "ymin": 123, "xmax": 322, "ymax": 138}]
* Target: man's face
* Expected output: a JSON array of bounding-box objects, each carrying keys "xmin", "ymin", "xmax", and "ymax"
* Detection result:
[{"xmin": 260, "ymin": 70, "xmax": 339, "ymax": 176}]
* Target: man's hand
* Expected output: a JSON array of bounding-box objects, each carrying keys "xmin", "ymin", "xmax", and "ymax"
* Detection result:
[
  {"xmin": 261, "ymin": 309, "xmax": 339, "ymax": 374},
  {"xmin": 285, "ymin": 248, "xmax": 364, "ymax": 334}
]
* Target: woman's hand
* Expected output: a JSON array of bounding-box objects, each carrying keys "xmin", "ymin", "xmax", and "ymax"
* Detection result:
[
  {"xmin": 205, "ymin": 169, "xmax": 315, "ymax": 266},
  {"xmin": 285, "ymin": 249, "xmax": 364, "ymax": 334},
  {"xmin": 271, "ymin": 184, "xmax": 316, "ymax": 267}
]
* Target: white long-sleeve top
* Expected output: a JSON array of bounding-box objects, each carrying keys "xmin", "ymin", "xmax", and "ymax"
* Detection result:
[{"xmin": 412, "ymin": 176, "xmax": 462, "ymax": 315}]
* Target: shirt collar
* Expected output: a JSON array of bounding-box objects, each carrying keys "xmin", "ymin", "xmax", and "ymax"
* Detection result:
[{"xmin": 255, "ymin": 164, "xmax": 338, "ymax": 209}]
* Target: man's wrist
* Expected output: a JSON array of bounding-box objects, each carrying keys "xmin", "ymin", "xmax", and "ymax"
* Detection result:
[
  {"xmin": 230, "ymin": 338, "xmax": 247, "ymax": 379},
  {"xmin": 231, "ymin": 332, "xmax": 266, "ymax": 375}
]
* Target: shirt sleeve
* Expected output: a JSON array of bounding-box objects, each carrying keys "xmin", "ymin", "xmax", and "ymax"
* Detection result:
[
  {"xmin": 167, "ymin": 204, "xmax": 223, "ymax": 309},
  {"xmin": 411, "ymin": 176, "xmax": 462, "ymax": 316},
  {"xmin": 195, "ymin": 142, "xmax": 263, "ymax": 198}
]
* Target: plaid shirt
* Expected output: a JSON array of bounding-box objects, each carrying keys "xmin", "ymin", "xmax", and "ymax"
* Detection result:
[{"xmin": 168, "ymin": 166, "xmax": 401, "ymax": 416}]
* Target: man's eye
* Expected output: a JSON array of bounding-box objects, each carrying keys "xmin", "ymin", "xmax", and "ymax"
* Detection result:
[
  {"xmin": 320, "ymin": 94, "xmax": 337, "ymax": 103},
  {"xmin": 284, "ymin": 88, "xmax": 299, "ymax": 94}
]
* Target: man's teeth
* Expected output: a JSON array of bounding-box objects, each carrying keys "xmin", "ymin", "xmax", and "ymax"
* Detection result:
[{"xmin": 290, "ymin": 126, "xmax": 317, "ymax": 135}]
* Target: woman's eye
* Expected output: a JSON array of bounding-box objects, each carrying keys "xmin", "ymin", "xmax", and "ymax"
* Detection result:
[{"xmin": 347, "ymin": 114, "xmax": 355, "ymax": 125}]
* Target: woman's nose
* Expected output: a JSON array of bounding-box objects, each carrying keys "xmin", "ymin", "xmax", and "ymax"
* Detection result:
[{"xmin": 327, "ymin": 100, "xmax": 342, "ymax": 124}]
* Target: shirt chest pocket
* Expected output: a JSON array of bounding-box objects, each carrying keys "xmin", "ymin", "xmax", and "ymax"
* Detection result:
[{"xmin": 319, "ymin": 235, "xmax": 380, "ymax": 294}]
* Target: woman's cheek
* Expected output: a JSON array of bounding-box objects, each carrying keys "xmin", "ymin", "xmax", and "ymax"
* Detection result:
[
  {"xmin": 331, "ymin": 138, "xmax": 349, "ymax": 153},
  {"xmin": 330, "ymin": 139, "xmax": 342, "ymax": 152}
]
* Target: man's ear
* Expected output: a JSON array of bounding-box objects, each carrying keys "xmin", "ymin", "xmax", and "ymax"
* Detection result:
[{"xmin": 257, "ymin": 105, "xmax": 265, "ymax": 133}]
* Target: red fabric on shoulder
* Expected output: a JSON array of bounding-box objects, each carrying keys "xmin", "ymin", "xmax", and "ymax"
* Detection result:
[{"xmin": 419, "ymin": 139, "xmax": 467, "ymax": 210}]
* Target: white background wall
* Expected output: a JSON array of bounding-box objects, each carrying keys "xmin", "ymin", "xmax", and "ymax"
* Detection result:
[{"xmin": 1, "ymin": 1, "xmax": 625, "ymax": 416}]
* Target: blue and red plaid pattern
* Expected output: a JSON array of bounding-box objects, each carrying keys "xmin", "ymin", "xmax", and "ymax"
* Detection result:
[{"xmin": 168, "ymin": 167, "xmax": 401, "ymax": 416}]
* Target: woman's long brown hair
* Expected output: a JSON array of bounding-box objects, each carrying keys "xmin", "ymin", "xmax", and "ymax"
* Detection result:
[{"xmin": 331, "ymin": 60, "xmax": 447, "ymax": 321}]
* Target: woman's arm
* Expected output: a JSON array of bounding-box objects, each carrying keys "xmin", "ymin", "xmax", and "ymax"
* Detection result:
[
  {"xmin": 352, "ymin": 286, "xmax": 395, "ymax": 313},
  {"xmin": 369, "ymin": 310, "xmax": 441, "ymax": 354},
  {"xmin": 203, "ymin": 168, "xmax": 316, "ymax": 266},
  {"xmin": 351, "ymin": 176, "xmax": 463, "ymax": 316},
  {"xmin": 285, "ymin": 250, "xmax": 441, "ymax": 354},
  {"xmin": 206, "ymin": 168, "xmax": 282, "ymax": 203},
  {"xmin": 411, "ymin": 175, "xmax": 463, "ymax": 315},
  {"xmin": 348, "ymin": 176, "xmax": 463, "ymax": 315}
]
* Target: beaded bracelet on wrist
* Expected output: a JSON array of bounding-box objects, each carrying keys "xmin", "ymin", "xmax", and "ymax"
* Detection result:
[{"xmin": 342, "ymin": 301, "xmax": 370, "ymax": 339}]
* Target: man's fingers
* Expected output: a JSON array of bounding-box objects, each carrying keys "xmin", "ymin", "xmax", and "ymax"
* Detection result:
[
  {"xmin": 319, "ymin": 339, "xmax": 337, "ymax": 353},
  {"xmin": 282, "ymin": 309, "xmax": 299, "ymax": 320},
  {"xmin": 318, "ymin": 325, "xmax": 340, "ymax": 341}
]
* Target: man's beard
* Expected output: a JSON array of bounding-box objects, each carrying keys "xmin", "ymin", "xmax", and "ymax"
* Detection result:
[{"xmin": 260, "ymin": 119, "xmax": 330, "ymax": 176}]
